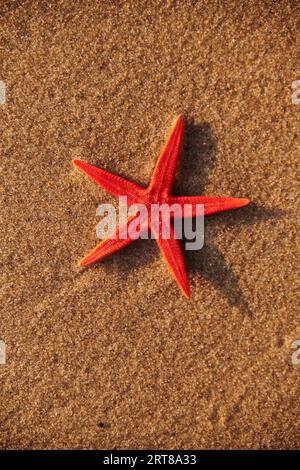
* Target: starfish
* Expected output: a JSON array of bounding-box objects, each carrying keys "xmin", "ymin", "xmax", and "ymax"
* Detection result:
[{"xmin": 73, "ymin": 116, "xmax": 249, "ymax": 298}]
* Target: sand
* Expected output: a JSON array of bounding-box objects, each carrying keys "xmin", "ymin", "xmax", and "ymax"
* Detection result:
[{"xmin": 0, "ymin": 0, "xmax": 299, "ymax": 449}]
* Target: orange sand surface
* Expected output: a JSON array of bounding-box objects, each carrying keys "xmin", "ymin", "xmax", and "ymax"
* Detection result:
[{"xmin": 0, "ymin": 0, "xmax": 299, "ymax": 449}]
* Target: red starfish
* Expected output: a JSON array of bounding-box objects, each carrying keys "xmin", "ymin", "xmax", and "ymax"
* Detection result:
[{"xmin": 73, "ymin": 116, "xmax": 249, "ymax": 298}]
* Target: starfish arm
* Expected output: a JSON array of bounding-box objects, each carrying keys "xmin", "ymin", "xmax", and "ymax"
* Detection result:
[
  {"xmin": 153, "ymin": 222, "xmax": 190, "ymax": 298},
  {"xmin": 149, "ymin": 115, "xmax": 183, "ymax": 197},
  {"xmin": 73, "ymin": 159, "xmax": 145, "ymax": 204},
  {"xmin": 168, "ymin": 196, "xmax": 250, "ymax": 218},
  {"xmin": 79, "ymin": 215, "xmax": 148, "ymax": 267}
]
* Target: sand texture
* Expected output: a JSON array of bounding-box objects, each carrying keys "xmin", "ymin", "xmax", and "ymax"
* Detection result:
[{"xmin": 0, "ymin": 0, "xmax": 299, "ymax": 449}]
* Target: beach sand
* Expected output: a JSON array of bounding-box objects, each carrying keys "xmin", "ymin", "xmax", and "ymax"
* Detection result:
[{"xmin": 0, "ymin": 0, "xmax": 299, "ymax": 449}]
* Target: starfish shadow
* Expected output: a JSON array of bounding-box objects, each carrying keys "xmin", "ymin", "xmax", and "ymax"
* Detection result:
[
  {"xmin": 184, "ymin": 204, "xmax": 284, "ymax": 315},
  {"xmin": 209, "ymin": 203, "xmax": 285, "ymax": 228},
  {"xmin": 174, "ymin": 118, "xmax": 217, "ymax": 196},
  {"xmin": 176, "ymin": 119, "xmax": 285, "ymax": 314},
  {"xmin": 185, "ymin": 242, "xmax": 252, "ymax": 314}
]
